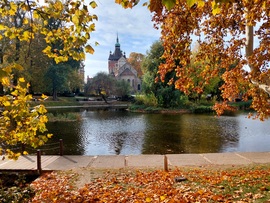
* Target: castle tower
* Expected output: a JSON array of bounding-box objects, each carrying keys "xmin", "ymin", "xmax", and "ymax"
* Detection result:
[{"xmin": 108, "ymin": 35, "xmax": 125, "ymax": 75}]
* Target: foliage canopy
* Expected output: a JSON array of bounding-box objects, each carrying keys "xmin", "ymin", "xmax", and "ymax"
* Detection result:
[
  {"xmin": 117, "ymin": 0, "xmax": 270, "ymax": 120},
  {"xmin": 0, "ymin": 0, "xmax": 97, "ymax": 159}
]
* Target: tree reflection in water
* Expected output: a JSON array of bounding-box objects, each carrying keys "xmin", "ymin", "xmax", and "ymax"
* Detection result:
[{"xmin": 46, "ymin": 109, "xmax": 270, "ymax": 155}]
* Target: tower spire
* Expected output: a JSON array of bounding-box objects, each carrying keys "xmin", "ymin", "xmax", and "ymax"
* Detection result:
[{"xmin": 115, "ymin": 33, "xmax": 120, "ymax": 47}]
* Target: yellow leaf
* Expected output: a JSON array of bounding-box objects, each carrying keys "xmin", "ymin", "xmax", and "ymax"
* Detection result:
[
  {"xmin": 187, "ymin": 0, "xmax": 196, "ymax": 7},
  {"xmin": 1, "ymin": 77, "xmax": 10, "ymax": 86},
  {"xmin": 39, "ymin": 140, "xmax": 44, "ymax": 146},
  {"xmin": 160, "ymin": 195, "xmax": 166, "ymax": 200},
  {"xmin": 145, "ymin": 197, "xmax": 151, "ymax": 202},
  {"xmin": 54, "ymin": 1, "xmax": 63, "ymax": 11},
  {"xmin": 41, "ymin": 94, "xmax": 48, "ymax": 100},
  {"xmin": 90, "ymin": 1, "xmax": 97, "ymax": 9},
  {"xmin": 72, "ymin": 15, "xmax": 79, "ymax": 25},
  {"xmin": 43, "ymin": 46, "xmax": 52, "ymax": 54},
  {"xmin": 89, "ymin": 23, "xmax": 95, "ymax": 31},
  {"xmin": 20, "ymin": 31, "xmax": 31, "ymax": 41},
  {"xmin": 19, "ymin": 78, "xmax": 25, "ymax": 83},
  {"xmin": 33, "ymin": 10, "xmax": 39, "ymax": 19},
  {"xmin": 47, "ymin": 134, "xmax": 53, "ymax": 138},
  {"xmin": 0, "ymin": 24, "xmax": 5, "ymax": 31},
  {"xmin": 9, "ymin": 2, "xmax": 17, "ymax": 15},
  {"xmin": 85, "ymin": 45, "xmax": 94, "ymax": 54},
  {"xmin": 197, "ymin": 0, "xmax": 205, "ymax": 8},
  {"xmin": 3, "ymin": 101, "xmax": 11, "ymax": 106},
  {"xmin": 23, "ymin": 18, "xmax": 29, "ymax": 25},
  {"xmin": 10, "ymin": 2, "xmax": 17, "ymax": 10},
  {"xmin": 211, "ymin": 2, "xmax": 221, "ymax": 15},
  {"xmin": 92, "ymin": 14, "xmax": 98, "ymax": 20}
]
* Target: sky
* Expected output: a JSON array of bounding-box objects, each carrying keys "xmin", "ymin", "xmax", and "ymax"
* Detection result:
[{"xmin": 84, "ymin": 0, "xmax": 161, "ymax": 79}]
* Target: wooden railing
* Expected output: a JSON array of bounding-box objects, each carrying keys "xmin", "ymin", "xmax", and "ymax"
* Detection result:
[
  {"xmin": 23, "ymin": 139, "xmax": 64, "ymax": 156},
  {"xmin": 35, "ymin": 139, "xmax": 64, "ymax": 174},
  {"xmin": 8, "ymin": 139, "xmax": 64, "ymax": 174}
]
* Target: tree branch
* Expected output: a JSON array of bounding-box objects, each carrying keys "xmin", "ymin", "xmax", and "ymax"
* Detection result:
[{"xmin": 251, "ymin": 80, "xmax": 270, "ymax": 96}]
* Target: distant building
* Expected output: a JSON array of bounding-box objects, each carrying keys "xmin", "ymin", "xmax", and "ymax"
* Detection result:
[{"xmin": 108, "ymin": 36, "xmax": 141, "ymax": 93}]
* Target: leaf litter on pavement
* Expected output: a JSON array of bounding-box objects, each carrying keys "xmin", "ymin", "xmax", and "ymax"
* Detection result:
[{"xmin": 30, "ymin": 164, "xmax": 270, "ymax": 202}]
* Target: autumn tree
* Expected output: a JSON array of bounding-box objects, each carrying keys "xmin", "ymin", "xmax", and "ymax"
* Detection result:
[
  {"xmin": 117, "ymin": 0, "xmax": 270, "ymax": 120},
  {"xmin": 0, "ymin": 0, "xmax": 98, "ymax": 159},
  {"xmin": 127, "ymin": 52, "xmax": 144, "ymax": 77}
]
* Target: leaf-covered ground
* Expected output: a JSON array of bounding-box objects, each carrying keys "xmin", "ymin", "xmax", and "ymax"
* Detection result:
[{"xmin": 30, "ymin": 165, "xmax": 270, "ymax": 202}]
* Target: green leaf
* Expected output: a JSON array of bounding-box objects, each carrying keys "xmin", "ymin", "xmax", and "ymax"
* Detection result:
[{"xmin": 162, "ymin": 0, "xmax": 176, "ymax": 10}]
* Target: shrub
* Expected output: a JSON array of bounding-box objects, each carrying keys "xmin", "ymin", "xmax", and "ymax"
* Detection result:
[
  {"xmin": 47, "ymin": 112, "xmax": 81, "ymax": 122},
  {"xmin": 0, "ymin": 174, "xmax": 36, "ymax": 203},
  {"xmin": 134, "ymin": 93, "xmax": 158, "ymax": 107}
]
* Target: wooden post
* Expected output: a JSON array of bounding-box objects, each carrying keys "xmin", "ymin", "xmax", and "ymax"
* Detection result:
[
  {"xmin": 164, "ymin": 155, "xmax": 168, "ymax": 172},
  {"xmin": 37, "ymin": 149, "xmax": 42, "ymax": 174},
  {"xmin": 59, "ymin": 139, "xmax": 63, "ymax": 156},
  {"xmin": 21, "ymin": 144, "xmax": 25, "ymax": 155}
]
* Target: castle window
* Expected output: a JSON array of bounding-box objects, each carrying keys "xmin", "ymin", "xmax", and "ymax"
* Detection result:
[{"xmin": 138, "ymin": 84, "xmax": 141, "ymax": 91}]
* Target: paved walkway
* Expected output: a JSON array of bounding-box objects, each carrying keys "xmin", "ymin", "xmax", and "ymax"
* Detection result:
[{"xmin": 1, "ymin": 152, "xmax": 270, "ymax": 172}]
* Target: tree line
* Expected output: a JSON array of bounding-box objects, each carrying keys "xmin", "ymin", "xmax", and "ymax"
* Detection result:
[{"xmin": 0, "ymin": 3, "xmax": 84, "ymax": 101}]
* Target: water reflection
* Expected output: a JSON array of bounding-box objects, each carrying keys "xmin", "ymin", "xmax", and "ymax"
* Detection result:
[
  {"xmin": 80, "ymin": 110, "xmax": 145, "ymax": 155},
  {"xmin": 46, "ymin": 121, "xmax": 85, "ymax": 155},
  {"xmin": 46, "ymin": 109, "xmax": 270, "ymax": 155},
  {"xmin": 237, "ymin": 115, "xmax": 270, "ymax": 152}
]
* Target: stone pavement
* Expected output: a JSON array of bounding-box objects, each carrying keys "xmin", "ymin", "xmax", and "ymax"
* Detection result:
[{"xmin": 1, "ymin": 152, "xmax": 270, "ymax": 172}]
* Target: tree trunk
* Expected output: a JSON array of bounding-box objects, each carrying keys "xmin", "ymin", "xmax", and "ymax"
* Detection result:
[
  {"xmin": 245, "ymin": 25, "xmax": 257, "ymax": 74},
  {"xmin": 245, "ymin": 17, "xmax": 270, "ymax": 95},
  {"xmin": 0, "ymin": 48, "xmax": 4, "ymax": 95},
  {"xmin": 53, "ymin": 89, "xmax": 57, "ymax": 101}
]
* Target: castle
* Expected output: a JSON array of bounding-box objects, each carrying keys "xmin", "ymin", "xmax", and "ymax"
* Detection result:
[{"xmin": 108, "ymin": 36, "xmax": 141, "ymax": 93}]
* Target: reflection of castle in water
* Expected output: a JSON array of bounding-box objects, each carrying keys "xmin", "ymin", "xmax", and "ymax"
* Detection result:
[{"xmin": 109, "ymin": 132, "xmax": 128, "ymax": 155}]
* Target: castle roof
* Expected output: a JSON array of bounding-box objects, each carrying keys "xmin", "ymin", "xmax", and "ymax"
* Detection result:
[{"xmin": 108, "ymin": 35, "xmax": 125, "ymax": 61}]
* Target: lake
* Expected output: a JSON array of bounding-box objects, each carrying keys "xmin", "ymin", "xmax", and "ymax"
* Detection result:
[{"xmin": 45, "ymin": 108, "xmax": 270, "ymax": 155}]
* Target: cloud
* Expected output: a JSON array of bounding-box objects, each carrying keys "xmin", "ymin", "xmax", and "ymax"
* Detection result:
[{"xmin": 84, "ymin": 0, "xmax": 160, "ymax": 79}]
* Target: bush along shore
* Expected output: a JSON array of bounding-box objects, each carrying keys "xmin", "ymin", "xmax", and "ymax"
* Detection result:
[{"xmin": 128, "ymin": 100, "xmax": 252, "ymax": 114}]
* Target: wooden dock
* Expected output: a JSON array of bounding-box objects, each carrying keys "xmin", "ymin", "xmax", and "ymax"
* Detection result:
[
  {"xmin": 1, "ymin": 152, "xmax": 270, "ymax": 174},
  {"xmin": 0, "ymin": 155, "xmax": 96, "ymax": 174}
]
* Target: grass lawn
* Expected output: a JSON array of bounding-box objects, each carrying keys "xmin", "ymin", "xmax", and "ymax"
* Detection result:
[{"xmin": 29, "ymin": 96, "xmax": 81, "ymax": 107}]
